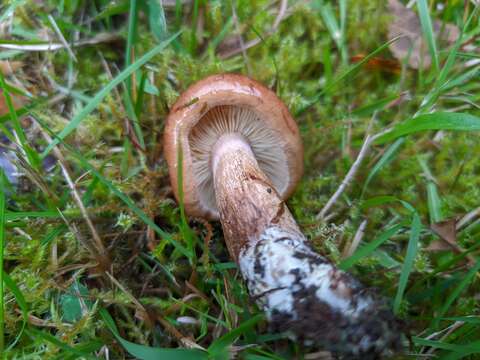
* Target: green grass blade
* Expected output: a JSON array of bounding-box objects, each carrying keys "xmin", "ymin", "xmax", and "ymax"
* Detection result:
[
  {"xmin": 96, "ymin": 1, "xmax": 129, "ymax": 19},
  {"xmin": 25, "ymin": 328, "xmax": 99, "ymax": 358},
  {"xmin": 340, "ymin": 223, "xmax": 404, "ymax": 270},
  {"xmin": 40, "ymin": 225, "xmax": 67, "ymax": 246},
  {"xmin": 441, "ymin": 316, "xmax": 480, "ymax": 324},
  {"xmin": 124, "ymin": 0, "xmax": 146, "ymax": 152},
  {"xmin": 425, "ymin": 1, "xmax": 479, "ymax": 108},
  {"xmin": 413, "ymin": 336, "xmax": 480, "ymax": 354},
  {"xmin": 208, "ymin": 314, "xmax": 264, "ymax": 357},
  {"xmin": 315, "ymin": 0, "xmax": 347, "ymax": 64},
  {"xmin": 126, "ymin": 0, "xmax": 138, "ymax": 87},
  {"xmin": 58, "ymin": 341, "xmax": 106, "ymax": 360},
  {"xmin": 0, "ymin": 171, "xmax": 6, "ymax": 353},
  {"xmin": 296, "ymin": 36, "xmax": 401, "ymax": 115},
  {"xmin": 4, "ymin": 273, "xmax": 28, "ymax": 350},
  {"xmin": 360, "ymin": 195, "xmax": 415, "ymax": 213},
  {"xmin": 426, "ymin": 182, "xmax": 443, "ymax": 223},
  {"xmin": 421, "ymin": 66, "xmax": 479, "ymax": 112},
  {"xmin": 146, "ymin": 0, "xmax": 168, "ymax": 41},
  {"xmin": 123, "ymin": 89, "xmax": 145, "ymax": 151},
  {"xmin": 42, "ymin": 31, "xmax": 181, "ymax": 157},
  {"xmin": 360, "ymin": 195, "xmax": 399, "ymax": 209},
  {"xmin": 417, "ymin": 0, "xmax": 439, "ymax": 72},
  {"xmin": 339, "ymin": 0, "xmax": 347, "ymax": 45},
  {"xmin": 0, "ymin": 2, "xmax": 22, "ymax": 24},
  {"xmin": 322, "ymin": 38, "xmax": 333, "ymax": 90},
  {"xmin": 394, "ymin": 212, "xmax": 422, "ymax": 314},
  {"xmin": 245, "ymin": 355, "xmax": 275, "ymax": 360},
  {"xmin": 176, "ymin": 141, "xmax": 196, "ymax": 261},
  {"xmin": 362, "ymin": 138, "xmax": 405, "ymax": 196},
  {"xmin": 418, "ymin": 157, "xmax": 443, "ymax": 223},
  {"xmin": 189, "ymin": 0, "xmax": 200, "ymax": 54},
  {"xmin": 0, "ymin": 71, "xmax": 38, "ymax": 167},
  {"xmin": 432, "ymin": 260, "xmax": 480, "ymax": 329},
  {"xmin": 375, "ymin": 113, "xmax": 480, "ymax": 144},
  {"xmin": 434, "ymin": 31, "xmax": 462, "ymax": 89},
  {"xmin": 210, "ymin": 17, "xmax": 233, "ymax": 51},
  {"xmin": 5, "ymin": 210, "xmax": 65, "ymax": 221},
  {"xmin": 0, "ymin": 50, "xmax": 22, "ymax": 60},
  {"xmin": 351, "ymin": 93, "xmax": 400, "ymax": 118},
  {"xmin": 100, "ymin": 308, "xmax": 208, "ymax": 360},
  {"xmin": 439, "ymin": 66, "xmax": 480, "ymax": 93},
  {"xmin": 441, "ymin": 350, "xmax": 480, "ymax": 360}
]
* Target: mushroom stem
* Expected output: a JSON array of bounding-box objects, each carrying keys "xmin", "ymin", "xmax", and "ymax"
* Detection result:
[
  {"xmin": 212, "ymin": 132, "xmax": 300, "ymax": 261},
  {"xmin": 212, "ymin": 133, "xmax": 402, "ymax": 357}
]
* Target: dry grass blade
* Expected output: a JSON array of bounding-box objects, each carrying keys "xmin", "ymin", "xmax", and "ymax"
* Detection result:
[
  {"xmin": 0, "ymin": 33, "xmax": 121, "ymax": 52},
  {"xmin": 14, "ymin": 153, "xmax": 59, "ymax": 201},
  {"xmin": 38, "ymin": 125, "xmax": 110, "ymax": 269},
  {"xmin": 47, "ymin": 15, "xmax": 77, "ymax": 62},
  {"xmin": 342, "ymin": 219, "xmax": 367, "ymax": 259},
  {"xmin": 422, "ymin": 321, "xmax": 465, "ymax": 355},
  {"xmin": 456, "ymin": 207, "xmax": 480, "ymax": 230}
]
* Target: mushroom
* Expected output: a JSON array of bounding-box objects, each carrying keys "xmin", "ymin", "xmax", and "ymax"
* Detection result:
[{"xmin": 164, "ymin": 74, "xmax": 402, "ymax": 357}]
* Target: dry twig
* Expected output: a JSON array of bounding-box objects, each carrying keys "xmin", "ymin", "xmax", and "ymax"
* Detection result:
[{"xmin": 317, "ymin": 134, "xmax": 374, "ymax": 220}]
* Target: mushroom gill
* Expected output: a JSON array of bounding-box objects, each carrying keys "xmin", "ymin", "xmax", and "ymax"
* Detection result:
[{"xmin": 189, "ymin": 105, "xmax": 289, "ymax": 213}]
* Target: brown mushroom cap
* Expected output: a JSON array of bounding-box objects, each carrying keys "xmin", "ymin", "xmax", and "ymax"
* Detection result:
[{"xmin": 164, "ymin": 73, "xmax": 303, "ymax": 220}]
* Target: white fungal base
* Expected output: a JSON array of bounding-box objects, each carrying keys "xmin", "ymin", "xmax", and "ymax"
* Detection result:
[{"xmin": 239, "ymin": 226, "xmax": 402, "ymax": 358}]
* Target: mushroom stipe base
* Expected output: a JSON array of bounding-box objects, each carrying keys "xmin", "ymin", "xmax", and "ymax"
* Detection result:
[{"xmin": 240, "ymin": 226, "xmax": 403, "ymax": 358}]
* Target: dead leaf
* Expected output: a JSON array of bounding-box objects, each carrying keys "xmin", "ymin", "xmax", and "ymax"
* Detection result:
[
  {"xmin": 0, "ymin": 61, "xmax": 23, "ymax": 76},
  {"xmin": 431, "ymin": 218, "xmax": 457, "ymax": 247},
  {"xmin": 388, "ymin": 0, "xmax": 460, "ymax": 69},
  {"xmin": 430, "ymin": 218, "xmax": 477, "ymax": 266},
  {"xmin": 427, "ymin": 219, "xmax": 457, "ymax": 252},
  {"xmin": 425, "ymin": 239, "xmax": 452, "ymax": 252}
]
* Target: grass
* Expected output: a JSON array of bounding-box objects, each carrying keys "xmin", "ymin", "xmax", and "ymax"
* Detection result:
[
  {"xmin": 0, "ymin": 172, "xmax": 6, "ymax": 353},
  {"xmin": 0, "ymin": 0, "xmax": 480, "ymax": 359}
]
